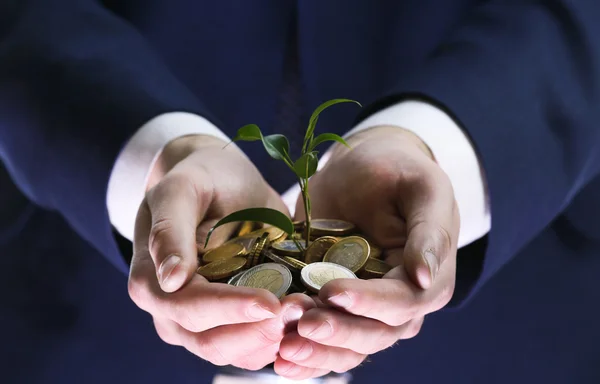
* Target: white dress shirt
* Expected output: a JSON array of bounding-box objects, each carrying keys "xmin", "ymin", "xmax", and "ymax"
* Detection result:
[{"xmin": 107, "ymin": 101, "xmax": 491, "ymax": 248}]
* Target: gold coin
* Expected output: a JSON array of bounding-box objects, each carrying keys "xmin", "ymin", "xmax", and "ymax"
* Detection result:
[
  {"xmin": 301, "ymin": 262, "xmax": 356, "ymax": 293},
  {"xmin": 271, "ymin": 240, "xmax": 304, "ymax": 257},
  {"xmin": 264, "ymin": 251, "xmax": 305, "ymax": 271},
  {"xmin": 304, "ymin": 236, "xmax": 338, "ymax": 263},
  {"xmin": 293, "ymin": 220, "xmax": 305, "ymax": 232},
  {"xmin": 310, "ymin": 219, "xmax": 356, "ymax": 237},
  {"xmin": 282, "ymin": 256, "xmax": 307, "ymax": 270},
  {"xmin": 236, "ymin": 221, "xmax": 256, "ymax": 237},
  {"xmin": 236, "ymin": 263, "xmax": 292, "ymax": 298},
  {"xmin": 196, "ymin": 257, "xmax": 247, "ymax": 281},
  {"xmin": 247, "ymin": 226, "xmax": 287, "ymax": 243},
  {"xmin": 248, "ymin": 233, "xmax": 269, "ymax": 267},
  {"xmin": 369, "ymin": 245, "xmax": 382, "ymax": 259},
  {"xmin": 224, "ymin": 235, "xmax": 258, "ymax": 252},
  {"xmin": 359, "ymin": 258, "xmax": 393, "ymax": 278},
  {"xmin": 323, "ymin": 236, "xmax": 370, "ymax": 273},
  {"xmin": 202, "ymin": 243, "xmax": 245, "ymax": 263}
]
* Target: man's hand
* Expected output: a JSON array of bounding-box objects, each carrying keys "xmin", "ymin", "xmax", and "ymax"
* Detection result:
[
  {"xmin": 276, "ymin": 126, "xmax": 460, "ymax": 380},
  {"xmin": 128, "ymin": 135, "xmax": 313, "ymax": 370}
]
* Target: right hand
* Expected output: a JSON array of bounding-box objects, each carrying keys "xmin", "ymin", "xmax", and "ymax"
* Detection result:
[{"xmin": 128, "ymin": 134, "xmax": 311, "ymax": 370}]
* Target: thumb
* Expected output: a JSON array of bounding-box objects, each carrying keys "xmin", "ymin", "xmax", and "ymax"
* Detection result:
[
  {"xmin": 400, "ymin": 173, "xmax": 458, "ymax": 290},
  {"xmin": 403, "ymin": 221, "xmax": 452, "ymax": 289},
  {"xmin": 146, "ymin": 173, "xmax": 209, "ymax": 293}
]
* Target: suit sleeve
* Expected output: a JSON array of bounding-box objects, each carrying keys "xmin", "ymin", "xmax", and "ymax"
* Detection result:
[
  {"xmin": 359, "ymin": 0, "xmax": 600, "ymax": 306},
  {"xmin": 0, "ymin": 0, "xmax": 218, "ymax": 273}
]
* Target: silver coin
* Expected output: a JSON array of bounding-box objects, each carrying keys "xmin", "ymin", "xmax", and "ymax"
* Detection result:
[
  {"xmin": 272, "ymin": 240, "xmax": 302, "ymax": 251},
  {"xmin": 227, "ymin": 270, "xmax": 248, "ymax": 286},
  {"xmin": 236, "ymin": 262, "xmax": 292, "ymax": 298},
  {"xmin": 300, "ymin": 262, "xmax": 357, "ymax": 293},
  {"xmin": 311, "ymin": 219, "xmax": 355, "ymax": 233}
]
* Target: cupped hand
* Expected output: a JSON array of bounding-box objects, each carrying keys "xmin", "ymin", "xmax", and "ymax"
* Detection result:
[
  {"xmin": 276, "ymin": 126, "xmax": 460, "ymax": 380},
  {"xmin": 128, "ymin": 135, "xmax": 312, "ymax": 370}
]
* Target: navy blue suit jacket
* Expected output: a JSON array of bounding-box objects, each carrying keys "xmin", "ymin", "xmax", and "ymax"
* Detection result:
[{"xmin": 1, "ymin": 1, "xmax": 600, "ymax": 383}]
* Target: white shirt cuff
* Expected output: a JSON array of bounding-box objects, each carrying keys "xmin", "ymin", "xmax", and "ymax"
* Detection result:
[{"xmin": 106, "ymin": 112, "xmax": 231, "ymax": 241}]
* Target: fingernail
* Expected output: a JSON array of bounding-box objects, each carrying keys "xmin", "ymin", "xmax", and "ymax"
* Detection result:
[
  {"xmin": 283, "ymin": 306, "xmax": 304, "ymax": 324},
  {"xmin": 327, "ymin": 292, "xmax": 352, "ymax": 309},
  {"xmin": 289, "ymin": 340, "xmax": 313, "ymax": 361},
  {"xmin": 306, "ymin": 320, "xmax": 333, "ymax": 340},
  {"xmin": 247, "ymin": 304, "xmax": 277, "ymax": 320},
  {"xmin": 158, "ymin": 254, "xmax": 182, "ymax": 291},
  {"xmin": 420, "ymin": 250, "xmax": 439, "ymax": 289}
]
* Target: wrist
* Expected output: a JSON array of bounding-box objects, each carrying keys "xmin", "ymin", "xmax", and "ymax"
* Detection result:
[{"xmin": 146, "ymin": 134, "xmax": 234, "ymax": 191}]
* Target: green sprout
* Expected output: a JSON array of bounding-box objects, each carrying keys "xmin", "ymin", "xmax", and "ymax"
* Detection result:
[{"xmin": 204, "ymin": 98, "xmax": 362, "ymax": 253}]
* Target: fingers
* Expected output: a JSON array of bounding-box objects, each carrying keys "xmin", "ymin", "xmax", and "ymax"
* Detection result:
[
  {"xmin": 274, "ymin": 357, "xmax": 331, "ymax": 381},
  {"xmin": 280, "ymin": 293, "xmax": 318, "ymax": 332},
  {"xmin": 143, "ymin": 167, "xmax": 214, "ymax": 293},
  {"xmin": 317, "ymin": 275, "xmax": 419, "ymax": 326},
  {"xmin": 397, "ymin": 164, "xmax": 459, "ymax": 289},
  {"xmin": 152, "ymin": 294, "xmax": 315, "ymax": 370},
  {"xmin": 279, "ymin": 331, "xmax": 367, "ymax": 373},
  {"xmin": 296, "ymin": 308, "xmax": 408, "ymax": 354}
]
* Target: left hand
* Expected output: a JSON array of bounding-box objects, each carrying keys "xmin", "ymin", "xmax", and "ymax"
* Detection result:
[{"xmin": 275, "ymin": 126, "xmax": 460, "ymax": 380}]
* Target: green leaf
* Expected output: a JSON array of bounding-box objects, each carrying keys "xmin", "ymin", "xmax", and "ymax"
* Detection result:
[
  {"xmin": 232, "ymin": 124, "xmax": 262, "ymax": 142},
  {"xmin": 303, "ymin": 99, "xmax": 361, "ymax": 152},
  {"xmin": 309, "ymin": 133, "xmax": 351, "ymax": 152},
  {"xmin": 204, "ymin": 208, "xmax": 294, "ymax": 247},
  {"xmin": 230, "ymin": 124, "xmax": 291, "ymax": 161},
  {"xmin": 263, "ymin": 134, "xmax": 290, "ymax": 161},
  {"xmin": 293, "ymin": 151, "xmax": 319, "ymax": 179}
]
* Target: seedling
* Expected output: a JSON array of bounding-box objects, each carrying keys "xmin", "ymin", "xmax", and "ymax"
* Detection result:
[{"xmin": 204, "ymin": 98, "xmax": 361, "ymax": 252}]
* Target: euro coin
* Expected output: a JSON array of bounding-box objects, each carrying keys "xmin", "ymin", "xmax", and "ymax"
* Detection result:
[
  {"xmin": 202, "ymin": 243, "xmax": 245, "ymax": 263},
  {"xmin": 236, "ymin": 263, "xmax": 292, "ymax": 298},
  {"xmin": 264, "ymin": 251, "xmax": 305, "ymax": 271},
  {"xmin": 247, "ymin": 226, "xmax": 287, "ymax": 243},
  {"xmin": 196, "ymin": 257, "xmax": 247, "ymax": 281},
  {"xmin": 282, "ymin": 256, "xmax": 307, "ymax": 271},
  {"xmin": 310, "ymin": 219, "xmax": 355, "ymax": 237},
  {"xmin": 359, "ymin": 258, "xmax": 393, "ymax": 278},
  {"xmin": 293, "ymin": 220, "xmax": 305, "ymax": 232},
  {"xmin": 224, "ymin": 235, "xmax": 258, "ymax": 252},
  {"xmin": 271, "ymin": 239, "xmax": 304, "ymax": 257},
  {"xmin": 323, "ymin": 236, "xmax": 370, "ymax": 273},
  {"xmin": 369, "ymin": 244, "xmax": 382, "ymax": 259},
  {"xmin": 227, "ymin": 270, "xmax": 247, "ymax": 285},
  {"xmin": 301, "ymin": 262, "xmax": 356, "ymax": 293},
  {"xmin": 248, "ymin": 233, "xmax": 269, "ymax": 267},
  {"xmin": 236, "ymin": 221, "xmax": 256, "ymax": 237},
  {"xmin": 304, "ymin": 236, "xmax": 338, "ymax": 264}
]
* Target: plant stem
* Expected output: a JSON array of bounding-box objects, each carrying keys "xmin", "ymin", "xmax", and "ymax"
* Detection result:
[
  {"xmin": 301, "ymin": 179, "xmax": 311, "ymax": 248},
  {"xmin": 290, "ymin": 237, "xmax": 304, "ymax": 255}
]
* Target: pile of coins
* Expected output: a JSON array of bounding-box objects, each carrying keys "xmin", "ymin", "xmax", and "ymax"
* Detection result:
[{"xmin": 196, "ymin": 219, "xmax": 393, "ymax": 298}]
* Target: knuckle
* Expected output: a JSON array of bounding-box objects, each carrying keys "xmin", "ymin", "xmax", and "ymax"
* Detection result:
[
  {"xmin": 388, "ymin": 301, "xmax": 420, "ymax": 327},
  {"xmin": 150, "ymin": 173, "xmax": 196, "ymax": 201},
  {"xmin": 148, "ymin": 218, "xmax": 176, "ymax": 259},
  {"xmin": 191, "ymin": 336, "xmax": 229, "ymax": 366},
  {"xmin": 127, "ymin": 274, "xmax": 151, "ymax": 310},
  {"xmin": 253, "ymin": 323, "xmax": 284, "ymax": 346},
  {"xmin": 333, "ymin": 354, "xmax": 366, "ymax": 373},
  {"xmin": 435, "ymin": 224, "xmax": 454, "ymax": 255},
  {"xmin": 364, "ymin": 326, "xmax": 393, "ymax": 354},
  {"xmin": 401, "ymin": 318, "xmax": 424, "ymax": 340},
  {"xmin": 168, "ymin": 301, "xmax": 206, "ymax": 333},
  {"xmin": 153, "ymin": 319, "xmax": 179, "ymax": 346},
  {"xmin": 433, "ymin": 282, "xmax": 455, "ymax": 311}
]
